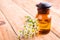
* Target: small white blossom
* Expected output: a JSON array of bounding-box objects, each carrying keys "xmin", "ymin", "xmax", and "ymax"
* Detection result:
[{"xmin": 18, "ymin": 16, "xmax": 39, "ymax": 40}]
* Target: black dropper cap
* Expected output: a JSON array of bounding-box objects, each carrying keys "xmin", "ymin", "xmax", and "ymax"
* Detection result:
[{"xmin": 36, "ymin": 2, "xmax": 51, "ymax": 9}]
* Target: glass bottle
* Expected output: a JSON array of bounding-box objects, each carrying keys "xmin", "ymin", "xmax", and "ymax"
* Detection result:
[{"xmin": 36, "ymin": 2, "xmax": 51, "ymax": 34}]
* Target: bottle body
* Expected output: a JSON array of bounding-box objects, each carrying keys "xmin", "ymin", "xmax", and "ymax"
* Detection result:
[
  {"xmin": 36, "ymin": 2, "xmax": 51, "ymax": 34},
  {"xmin": 36, "ymin": 14, "xmax": 51, "ymax": 34}
]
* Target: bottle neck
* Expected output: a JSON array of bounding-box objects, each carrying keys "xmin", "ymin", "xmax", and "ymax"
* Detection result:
[{"xmin": 37, "ymin": 8, "xmax": 50, "ymax": 15}]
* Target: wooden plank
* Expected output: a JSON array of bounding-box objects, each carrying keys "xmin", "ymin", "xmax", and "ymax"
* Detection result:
[
  {"xmin": 0, "ymin": 11, "xmax": 17, "ymax": 40},
  {"xmin": 34, "ymin": 31, "xmax": 60, "ymax": 40},
  {"xmin": 0, "ymin": 1, "xmax": 34, "ymax": 35},
  {"xmin": 0, "ymin": 0, "xmax": 60, "ymax": 40},
  {"xmin": 12, "ymin": 0, "xmax": 37, "ymax": 17},
  {"xmin": 41, "ymin": 31, "xmax": 60, "ymax": 40}
]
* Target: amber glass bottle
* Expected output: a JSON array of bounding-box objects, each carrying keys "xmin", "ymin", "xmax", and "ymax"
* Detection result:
[{"xmin": 36, "ymin": 2, "xmax": 51, "ymax": 34}]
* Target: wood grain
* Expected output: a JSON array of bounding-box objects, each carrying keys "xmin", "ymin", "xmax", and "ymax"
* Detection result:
[
  {"xmin": 0, "ymin": 0, "xmax": 60, "ymax": 40},
  {"xmin": 0, "ymin": 11, "xmax": 17, "ymax": 40}
]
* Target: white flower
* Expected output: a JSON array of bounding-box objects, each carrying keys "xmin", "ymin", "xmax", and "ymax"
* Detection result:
[{"xmin": 18, "ymin": 16, "xmax": 39, "ymax": 39}]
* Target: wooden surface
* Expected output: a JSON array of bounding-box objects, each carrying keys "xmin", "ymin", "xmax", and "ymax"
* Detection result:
[{"xmin": 0, "ymin": 0, "xmax": 60, "ymax": 40}]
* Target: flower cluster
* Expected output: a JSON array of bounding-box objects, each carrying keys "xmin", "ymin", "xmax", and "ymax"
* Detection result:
[{"xmin": 18, "ymin": 16, "xmax": 39, "ymax": 40}]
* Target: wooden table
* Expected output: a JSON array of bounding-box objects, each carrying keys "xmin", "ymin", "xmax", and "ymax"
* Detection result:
[{"xmin": 0, "ymin": 0, "xmax": 60, "ymax": 40}]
